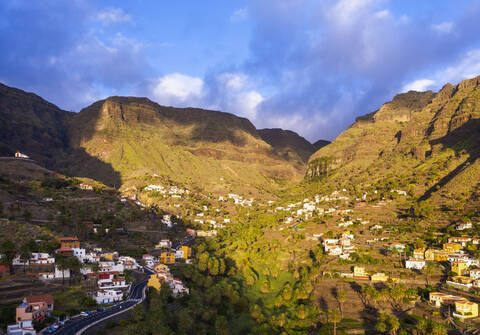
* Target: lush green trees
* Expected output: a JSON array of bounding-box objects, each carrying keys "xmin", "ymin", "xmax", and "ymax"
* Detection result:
[
  {"xmin": 0, "ymin": 239, "xmax": 17, "ymax": 274},
  {"xmin": 328, "ymin": 308, "xmax": 341, "ymax": 335}
]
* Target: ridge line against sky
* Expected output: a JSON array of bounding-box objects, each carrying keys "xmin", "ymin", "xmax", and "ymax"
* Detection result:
[{"xmin": 1, "ymin": 0, "xmax": 480, "ymax": 141}]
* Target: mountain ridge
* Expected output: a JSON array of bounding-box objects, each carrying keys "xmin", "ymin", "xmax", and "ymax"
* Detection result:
[
  {"xmin": 307, "ymin": 75, "xmax": 480, "ymax": 203},
  {"xmin": 0, "ymin": 83, "xmax": 327, "ymax": 195}
]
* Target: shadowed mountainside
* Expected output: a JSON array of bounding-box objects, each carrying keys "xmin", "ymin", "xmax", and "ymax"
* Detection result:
[
  {"xmin": 0, "ymin": 83, "xmax": 72, "ymax": 165},
  {"xmin": 258, "ymin": 128, "xmax": 326, "ymax": 163}
]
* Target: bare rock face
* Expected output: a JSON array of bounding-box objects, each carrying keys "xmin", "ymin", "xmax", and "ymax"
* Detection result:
[{"xmin": 306, "ymin": 75, "xmax": 480, "ymax": 200}]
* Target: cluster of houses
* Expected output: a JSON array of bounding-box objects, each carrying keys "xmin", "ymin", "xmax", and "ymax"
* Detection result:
[
  {"xmin": 400, "ymin": 239, "xmax": 480, "ymax": 288},
  {"xmin": 7, "ymin": 294, "xmax": 54, "ymax": 335},
  {"xmin": 219, "ymin": 193, "xmax": 253, "ymax": 207},
  {"xmin": 145, "ymin": 239, "xmax": 192, "ymax": 267},
  {"xmin": 81, "ymin": 253, "xmax": 139, "ymax": 305},
  {"xmin": 147, "ymin": 263, "xmax": 190, "ymax": 297},
  {"xmin": 429, "ymin": 292, "xmax": 478, "ymax": 319},
  {"xmin": 12, "ymin": 237, "xmax": 139, "ymax": 306},
  {"xmin": 333, "ymin": 266, "xmax": 392, "ymax": 283},
  {"xmin": 143, "ymin": 184, "xmax": 189, "ymax": 198},
  {"xmin": 323, "ymin": 231, "xmax": 356, "ymax": 259}
]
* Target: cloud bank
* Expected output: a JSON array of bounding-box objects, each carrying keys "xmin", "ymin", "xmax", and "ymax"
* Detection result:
[{"xmin": 1, "ymin": 0, "xmax": 480, "ymax": 142}]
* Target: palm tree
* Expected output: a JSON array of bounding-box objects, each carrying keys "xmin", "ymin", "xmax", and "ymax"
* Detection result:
[
  {"xmin": 336, "ymin": 288, "xmax": 346, "ymax": 318},
  {"xmin": 423, "ymin": 262, "xmax": 435, "ymax": 286},
  {"xmin": 19, "ymin": 244, "xmax": 32, "ymax": 273},
  {"xmin": 1, "ymin": 240, "xmax": 17, "ymax": 275},
  {"xmin": 387, "ymin": 316, "xmax": 400, "ymax": 335},
  {"xmin": 55, "ymin": 255, "xmax": 68, "ymax": 285},
  {"xmin": 430, "ymin": 323, "xmax": 447, "ymax": 335},
  {"xmin": 328, "ymin": 308, "xmax": 341, "ymax": 335},
  {"xmin": 415, "ymin": 318, "xmax": 429, "ymax": 335},
  {"xmin": 66, "ymin": 256, "xmax": 82, "ymax": 285}
]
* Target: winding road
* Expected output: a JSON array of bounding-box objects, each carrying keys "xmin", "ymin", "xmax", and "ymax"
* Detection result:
[{"xmin": 53, "ymin": 267, "xmax": 153, "ymax": 335}]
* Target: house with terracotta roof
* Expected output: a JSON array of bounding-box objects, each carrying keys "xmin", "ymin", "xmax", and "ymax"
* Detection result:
[
  {"xmin": 25, "ymin": 295, "xmax": 54, "ymax": 313},
  {"xmin": 58, "ymin": 237, "xmax": 80, "ymax": 249},
  {"xmin": 55, "ymin": 247, "xmax": 73, "ymax": 257}
]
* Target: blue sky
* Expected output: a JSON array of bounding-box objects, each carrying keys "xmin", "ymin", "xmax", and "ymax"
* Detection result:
[{"xmin": 1, "ymin": 1, "xmax": 480, "ymax": 141}]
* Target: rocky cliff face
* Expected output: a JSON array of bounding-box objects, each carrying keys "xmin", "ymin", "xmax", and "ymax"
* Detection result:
[
  {"xmin": 66, "ymin": 96, "xmax": 305, "ymax": 193},
  {"xmin": 307, "ymin": 75, "xmax": 480, "ymax": 201}
]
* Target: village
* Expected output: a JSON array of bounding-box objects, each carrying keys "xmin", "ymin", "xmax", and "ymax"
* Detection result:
[{"xmin": 1, "ymin": 230, "xmax": 194, "ymax": 335}]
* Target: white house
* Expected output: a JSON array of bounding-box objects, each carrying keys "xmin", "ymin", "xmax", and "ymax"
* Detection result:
[
  {"xmin": 98, "ymin": 278, "xmax": 128, "ymax": 290},
  {"xmin": 55, "ymin": 266, "xmax": 70, "ymax": 279},
  {"xmin": 406, "ymin": 258, "xmax": 425, "ymax": 270},
  {"xmin": 14, "ymin": 151, "xmax": 30, "ymax": 159},
  {"xmin": 448, "ymin": 254, "xmax": 480, "ymax": 267},
  {"xmin": 156, "ymin": 240, "xmax": 172, "ymax": 249},
  {"xmin": 38, "ymin": 272, "xmax": 55, "ymax": 280},
  {"xmin": 175, "ymin": 250, "xmax": 184, "ymax": 259},
  {"xmin": 30, "ymin": 253, "xmax": 54, "ymax": 265},
  {"xmin": 7, "ymin": 319, "xmax": 36, "ymax": 335},
  {"xmin": 456, "ymin": 222, "xmax": 473, "ymax": 231},
  {"xmin": 470, "ymin": 269, "xmax": 480, "ymax": 279},
  {"xmin": 72, "ymin": 248, "xmax": 86, "ymax": 262},
  {"xmin": 94, "ymin": 290, "xmax": 123, "ymax": 304}
]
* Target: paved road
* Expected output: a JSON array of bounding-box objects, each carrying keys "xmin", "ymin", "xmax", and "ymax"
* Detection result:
[{"xmin": 53, "ymin": 268, "xmax": 153, "ymax": 335}]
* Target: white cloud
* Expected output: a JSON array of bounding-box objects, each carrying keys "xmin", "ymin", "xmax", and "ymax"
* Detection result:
[
  {"xmin": 216, "ymin": 73, "xmax": 247, "ymax": 91},
  {"xmin": 230, "ymin": 7, "xmax": 248, "ymax": 22},
  {"xmin": 402, "ymin": 79, "xmax": 436, "ymax": 92},
  {"xmin": 233, "ymin": 90, "xmax": 263, "ymax": 120},
  {"xmin": 332, "ymin": 0, "xmax": 379, "ymax": 26},
  {"xmin": 435, "ymin": 49, "xmax": 480, "ymax": 83},
  {"xmin": 401, "ymin": 49, "xmax": 480, "ymax": 94},
  {"xmin": 152, "ymin": 73, "xmax": 204, "ymax": 106},
  {"xmin": 374, "ymin": 9, "xmax": 390, "ymax": 19},
  {"xmin": 95, "ymin": 8, "xmax": 132, "ymax": 25},
  {"xmin": 431, "ymin": 21, "xmax": 454, "ymax": 34}
]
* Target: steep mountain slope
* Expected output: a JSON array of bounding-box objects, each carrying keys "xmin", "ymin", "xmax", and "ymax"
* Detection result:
[
  {"xmin": 258, "ymin": 128, "xmax": 321, "ymax": 163},
  {"xmin": 0, "ymin": 83, "xmax": 311, "ymax": 195},
  {"xmin": 0, "ymin": 83, "xmax": 73, "ymax": 166},
  {"xmin": 66, "ymin": 97, "xmax": 304, "ymax": 194},
  {"xmin": 307, "ymin": 76, "xmax": 480, "ymax": 202}
]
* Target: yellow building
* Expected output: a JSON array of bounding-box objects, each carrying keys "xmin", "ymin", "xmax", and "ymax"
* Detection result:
[
  {"xmin": 160, "ymin": 252, "xmax": 175, "ymax": 264},
  {"xmin": 424, "ymin": 249, "xmax": 435, "ymax": 261},
  {"xmin": 147, "ymin": 274, "xmax": 162, "ymax": 291},
  {"xmin": 443, "ymin": 243, "xmax": 462, "ymax": 253},
  {"xmin": 451, "ymin": 276, "xmax": 474, "ymax": 284},
  {"xmin": 371, "ymin": 273, "xmax": 388, "ymax": 282},
  {"xmin": 101, "ymin": 253, "xmax": 115, "ymax": 261},
  {"xmin": 413, "ymin": 248, "xmax": 425, "ymax": 259},
  {"xmin": 433, "ymin": 250, "xmax": 450, "ymax": 262},
  {"xmin": 454, "ymin": 300, "xmax": 479, "ymax": 319},
  {"xmin": 451, "ymin": 261, "xmax": 468, "ymax": 276},
  {"xmin": 354, "ymin": 266, "xmax": 367, "ymax": 277},
  {"xmin": 178, "ymin": 246, "xmax": 192, "ymax": 259}
]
